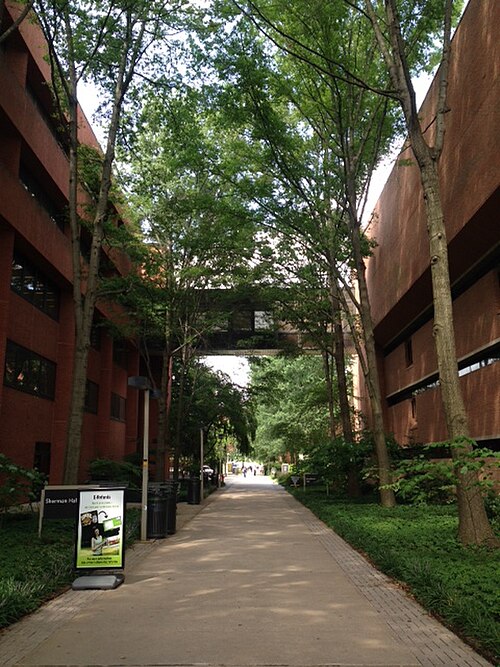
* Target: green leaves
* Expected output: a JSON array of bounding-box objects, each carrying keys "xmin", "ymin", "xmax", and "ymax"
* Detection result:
[{"xmin": 249, "ymin": 355, "xmax": 331, "ymax": 462}]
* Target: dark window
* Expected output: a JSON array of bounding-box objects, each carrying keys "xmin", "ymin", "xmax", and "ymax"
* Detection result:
[
  {"xmin": 19, "ymin": 163, "xmax": 66, "ymax": 230},
  {"xmin": 34, "ymin": 442, "xmax": 51, "ymax": 476},
  {"xmin": 411, "ymin": 397, "xmax": 417, "ymax": 420},
  {"xmin": 25, "ymin": 82, "xmax": 69, "ymax": 154},
  {"xmin": 232, "ymin": 311, "xmax": 253, "ymax": 331},
  {"xmin": 11, "ymin": 253, "xmax": 60, "ymax": 320},
  {"xmin": 90, "ymin": 321, "xmax": 101, "ymax": 350},
  {"xmin": 110, "ymin": 393, "xmax": 126, "ymax": 421},
  {"xmin": 113, "ymin": 341, "xmax": 128, "ymax": 369},
  {"xmin": 85, "ymin": 380, "xmax": 99, "ymax": 414},
  {"xmin": 4, "ymin": 340, "xmax": 56, "ymax": 399},
  {"xmin": 405, "ymin": 338, "xmax": 413, "ymax": 367}
]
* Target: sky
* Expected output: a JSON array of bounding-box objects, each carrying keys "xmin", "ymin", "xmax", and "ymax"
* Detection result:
[{"xmin": 201, "ymin": 355, "xmax": 251, "ymax": 385}]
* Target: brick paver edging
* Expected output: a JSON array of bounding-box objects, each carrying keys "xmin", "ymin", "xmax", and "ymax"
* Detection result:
[{"xmin": 281, "ymin": 490, "xmax": 494, "ymax": 667}]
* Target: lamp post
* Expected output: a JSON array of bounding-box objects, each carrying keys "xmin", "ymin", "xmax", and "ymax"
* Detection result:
[
  {"xmin": 200, "ymin": 427, "xmax": 204, "ymax": 502},
  {"xmin": 128, "ymin": 376, "xmax": 151, "ymax": 541}
]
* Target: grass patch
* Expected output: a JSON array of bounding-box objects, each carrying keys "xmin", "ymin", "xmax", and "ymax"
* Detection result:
[
  {"xmin": 290, "ymin": 488, "xmax": 500, "ymax": 663},
  {"xmin": 0, "ymin": 508, "xmax": 140, "ymax": 629}
]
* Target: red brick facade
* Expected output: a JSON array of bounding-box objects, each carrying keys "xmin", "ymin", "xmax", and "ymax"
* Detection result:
[
  {"xmin": 0, "ymin": 3, "xmax": 141, "ymax": 482},
  {"xmin": 359, "ymin": 0, "xmax": 500, "ymax": 448}
]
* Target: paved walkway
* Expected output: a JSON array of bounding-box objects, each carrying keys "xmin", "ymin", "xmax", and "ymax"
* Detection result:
[{"xmin": 0, "ymin": 476, "xmax": 493, "ymax": 667}]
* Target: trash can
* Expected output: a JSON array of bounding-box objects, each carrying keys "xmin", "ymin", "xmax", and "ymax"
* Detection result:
[
  {"xmin": 147, "ymin": 493, "xmax": 167, "ymax": 538},
  {"xmin": 147, "ymin": 482, "xmax": 178, "ymax": 538},
  {"xmin": 187, "ymin": 477, "xmax": 201, "ymax": 505},
  {"xmin": 164, "ymin": 481, "xmax": 178, "ymax": 535}
]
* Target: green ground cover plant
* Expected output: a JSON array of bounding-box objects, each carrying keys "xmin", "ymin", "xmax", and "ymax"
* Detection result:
[
  {"xmin": 290, "ymin": 488, "xmax": 499, "ymax": 663},
  {"xmin": 0, "ymin": 509, "xmax": 140, "ymax": 629}
]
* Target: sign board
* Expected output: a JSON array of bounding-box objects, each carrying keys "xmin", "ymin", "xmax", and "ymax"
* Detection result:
[
  {"xmin": 75, "ymin": 488, "xmax": 125, "ymax": 571},
  {"xmin": 38, "ymin": 485, "xmax": 91, "ymax": 538},
  {"xmin": 42, "ymin": 487, "xmax": 81, "ymax": 519}
]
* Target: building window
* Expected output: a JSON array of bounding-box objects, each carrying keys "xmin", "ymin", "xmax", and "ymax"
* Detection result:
[
  {"xmin": 411, "ymin": 397, "xmax": 417, "ymax": 420},
  {"xmin": 11, "ymin": 253, "xmax": 60, "ymax": 320},
  {"xmin": 3, "ymin": 340, "xmax": 56, "ymax": 399},
  {"xmin": 110, "ymin": 393, "xmax": 126, "ymax": 421},
  {"xmin": 90, "ymin": 321, "xmax": 101, "ymax": 350},
  {"xmin": 85, "ymin": 380, "xmax": 99, "ymax": 414},
  {"xmin": 405, "ymin": 338, "xmax": 413, "ymax": 367},
  {"xmin": 113, "ymin": 340, "xmax": 128, "ymax": 369},
  {"xmin": 19, "ymin": 162, "xmax": 66, "ymax": 230},
  {"xmin": 34, "ymin": 442, "xmax": 51, "ymax": 477}
]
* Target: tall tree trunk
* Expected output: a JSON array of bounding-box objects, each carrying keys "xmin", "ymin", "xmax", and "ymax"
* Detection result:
[
  {"xmin": 345, "ymin": 175, "xmax": 395, "ymax": 506},
  {"xmin": 172, "ymin": 366, "xmax": 186, "ymax": 479},
  {"xmin": 62, "ymin": 10, "xmax": 145, "ymax": 483},
  {"xmin": 352, "ymin": 236, "xmax": 394, "ymax": 507},
  {"xmin": 329, "ymin": 275, "xmax": 360, "ymax": 497},
  {"xmin": 321, "ymin": 350, "xmax": 337, "ymax": 437},
  {"xmin": 409, "ymin": 139, "xmax": 497, "ymax": 546},
  {"xmin": 364, "ymin": 0, "xmax": 496, "ymax": 545}
]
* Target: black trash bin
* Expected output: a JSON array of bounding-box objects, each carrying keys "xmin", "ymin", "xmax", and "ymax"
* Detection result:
[
  {"xmin": 147, "ymin": 482, "xmax": 178, "ymax": 538},
  {"xmin": 164, "ymin": 481, "xmax": 178, "ymax": 535},
  {"xmin": 187, "ymin": 477, "xmax": 201, "ymax": 505},
  {"xmin": 147, "ymin": 493, "xmax": 167, "ymax": 538}
]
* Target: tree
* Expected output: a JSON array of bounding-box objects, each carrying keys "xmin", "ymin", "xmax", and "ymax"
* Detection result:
[
  {"xmin": 250, "ymin": 355, "xmax": 331, "ymax": 465},
  {"xmin": 170, "ymin": 360, "xmax": 254, "ymax": 468},
  {"xmin": 219, "ymin": 0, "xmax": 496, "ymax": 544},
  {"xmin": 206, "ymin": 1, "xmax": 397, "ymax": 504},
  {"xmin": 358, "ymin": 0, "xmax": 497, "ymax": 545},
  {"xmin": 32, "ymin": 0, "xmax": 188, "ymax": 484},
  {"xmin": 122, "ymin": 85, "xmax": 259, "ymax": 479}
]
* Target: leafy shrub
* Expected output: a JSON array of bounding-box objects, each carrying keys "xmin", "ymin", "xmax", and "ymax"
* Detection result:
[
  {"xmin": 384, "ymin": 440, "xmax": 499, "ymax": 506},
  {"xmin": 484, "ymin": 490, "xmax": 500, "ymax": 531},
  {"xmin": 388, "ymin": 457, "xmax": 456, "ymax": 504},
  {"xmin": 87, "ymin": 458, "xmax": 141, "ymax": 488},
  {"xmin": 0, "ymin": 454, "xmax": 47, "ymax": 514}
]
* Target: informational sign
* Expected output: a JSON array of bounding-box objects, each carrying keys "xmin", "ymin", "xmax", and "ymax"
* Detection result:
[
  {"xmin": 75, "ymin": 488, "xmax": 125, "ymax": 571},
  {"xmin": 42, "ymin": 487, "xmax": 81, "ymax": 519}
]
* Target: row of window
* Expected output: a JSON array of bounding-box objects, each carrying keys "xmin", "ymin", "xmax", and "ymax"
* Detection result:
[
  {"xmin": 3, "ymin": 341, "xmax": 126, "ymax": 420},
  {"xmin": 11, "ymin": 253, "xmax": 60, "ymax": 320},
  {"xmin": 387, "ymin": 346, "xmax": 500, "ymax": 407},
  {"xmin": 19, "ymin": 163, "xmax": 66, "ymax": 231},
  {"xmin": 9, "ymin": 255, "xmax": 128, "ymax": 366},
  {"xmin": 10, "ymin": 255, "xmax": 130, "ymax": 366}
]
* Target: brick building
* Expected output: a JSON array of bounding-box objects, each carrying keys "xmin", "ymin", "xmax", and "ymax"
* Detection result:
[
  {"xmin": 0, "ymin": 3, "xmax": 141, "ymax": 483},
  {"xmin": 358, "ymin": 0, "xmax": 499, "ymax": 449}
]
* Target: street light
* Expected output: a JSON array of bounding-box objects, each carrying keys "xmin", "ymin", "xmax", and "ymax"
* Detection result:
[
  {"xmin": 200, "ymin": 426, "xmax": 206, "ymax": 501},
  {"xmin": 128, "ymin": 375, "xmax": 151, "ymax": 541}
]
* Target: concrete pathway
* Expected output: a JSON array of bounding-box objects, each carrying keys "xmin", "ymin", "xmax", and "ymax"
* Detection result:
[{"xmin": 0, "ymin": 476, "xmax": 493, "ymax": 667}]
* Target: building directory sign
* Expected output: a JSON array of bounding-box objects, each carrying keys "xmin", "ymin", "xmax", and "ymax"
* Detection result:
[{"xmin": 75, "ymin": 488, "xmax": 125, "ymax": 571}]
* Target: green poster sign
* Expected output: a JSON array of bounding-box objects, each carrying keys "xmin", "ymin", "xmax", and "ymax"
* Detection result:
[{"xmin": 75, "ymin": 489, "xmax": 125, "ymax": 571}]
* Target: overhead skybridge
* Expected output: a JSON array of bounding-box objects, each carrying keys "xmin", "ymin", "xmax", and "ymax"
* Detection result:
[
  {"xmin": 196, "ymin": 286, "xmax": 354, "ymax": 356},
  {"xmin": 197, "ymin": 286, "xmax": 309, "ymax": 355}
]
